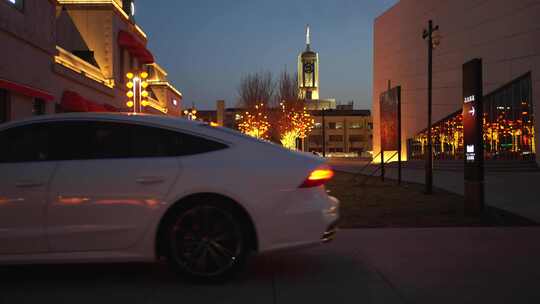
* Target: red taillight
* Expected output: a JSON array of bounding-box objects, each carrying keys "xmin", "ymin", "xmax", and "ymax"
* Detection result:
[{"xmin": 300, "ymin": 167, "xmax": 335, "ymax": 188}]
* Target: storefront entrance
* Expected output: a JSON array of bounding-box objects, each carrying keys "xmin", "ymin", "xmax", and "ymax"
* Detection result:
[{"xmin": 408, "ymin": 73, "xmax": 535, "ymax": 161}]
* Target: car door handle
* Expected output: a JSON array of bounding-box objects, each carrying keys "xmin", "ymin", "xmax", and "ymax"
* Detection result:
[
  {"xmin": 15, "ymin": 181, "xmax": 44, "ymax": 188},
  {"xmin": 136, "ymin": 177, "xmax": 165, "ymax": 185}
]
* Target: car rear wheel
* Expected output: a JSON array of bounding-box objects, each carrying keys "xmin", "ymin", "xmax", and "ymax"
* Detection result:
[{"xmin": 164, "ymin": 201, "xmax": 248, "ymax": 282}]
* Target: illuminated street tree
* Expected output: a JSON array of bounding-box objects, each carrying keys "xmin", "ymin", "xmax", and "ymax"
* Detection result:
[
  {"xmin": 236, "ymin": 70, "xmax": 314, "ymax": 144},
  {"xmin": 276, "ymin": 70, "xmax": 314, "ymax": 149},
  {"xmin": 237, "ymin": 72, "xmax": 274, "ymax": 139},
  {"xmin": 279, "ymin": 101, "xmax": 314, "ymax": 149},
  {"xmin": 238, "ymin": 102, "xmax": 271, "ymax": 139}
]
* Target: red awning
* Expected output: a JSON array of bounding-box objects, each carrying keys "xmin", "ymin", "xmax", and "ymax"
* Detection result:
[
  {"xmin": 103, "ymin": 103, "xmax": 118, "ymax": 112},
  {"xmin": 118, "ymin": 30, "xmax": 155, "ymax": 64},
  {"xmin": 61, "ymin": 91, "xmax": 88, "ymax": 112},
  {"xmin": 0, "ymin": 79, "xmax": 54, "ymax": 101},
  {"xmin": 60, "ymin": 91, "xmax": 117, "ymax": 113},
  {"xmin": 86, "ymin": 101, "xmax": 108, "ymax": 112}
]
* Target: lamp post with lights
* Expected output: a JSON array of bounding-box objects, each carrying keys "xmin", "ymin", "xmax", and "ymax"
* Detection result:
[
  {"xmin": 126, "ymin": 71, "xmax": 149, "ymax": 113},
  {"xmin": 183, "ymin": 106, "xmax": 198, "ymax": 120},
  {"xmin": 422, "ymin": 20, "xmax": 440, "ymax": 194}
]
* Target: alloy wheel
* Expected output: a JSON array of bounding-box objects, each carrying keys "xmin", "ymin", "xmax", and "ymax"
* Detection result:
[{"xmin": 170, "ymin": 205, "xmax": 243, "ymax": 277}]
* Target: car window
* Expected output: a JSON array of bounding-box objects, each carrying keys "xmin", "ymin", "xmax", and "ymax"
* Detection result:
[
  {"xmin": 48, "ymin": 121, "xmax": 93, "ymax": 161},
  {"xmin": 131, "ymin": 124, "xmax": 227, "ymax": 157},
  {"xmin": 90, "ymin": 122, "xmax": 132, "ymax": 159},
  {"xmin": 0, "ymin": 120, "xmax": 228, "ymax": 162},
  {"xmin": 0, "ymin": 124, "xmax": 51, "ymax": 163}
]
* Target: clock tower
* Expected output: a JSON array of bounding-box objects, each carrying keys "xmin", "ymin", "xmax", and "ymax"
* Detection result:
[{"xmin": 298, "ymin": 25, "xmax": 319, "ymax": 100}]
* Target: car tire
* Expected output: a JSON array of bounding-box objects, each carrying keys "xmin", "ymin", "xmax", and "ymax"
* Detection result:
[{"xmin": 162, "ymin": 199, "xmax": 249, "ymax": 283}]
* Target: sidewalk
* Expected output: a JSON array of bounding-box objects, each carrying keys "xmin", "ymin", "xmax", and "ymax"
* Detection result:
[{"xmin": 329, "ymin": 159, "xmax": 540, "ymax": 223}]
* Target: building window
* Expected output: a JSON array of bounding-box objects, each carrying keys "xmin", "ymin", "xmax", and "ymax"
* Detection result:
[
  {"xmin": 329, "ymin": 135, "xmax": 343, "ymax": 142},
  {"xmin": 309, "ymin": 135, "xmax": 323, "ymax": 145},
  {"xmin": 0, "ymin": 89, "xmax": 10, "ymax": 123},
  {"xmin": 5, "ymin": 0, "xmax": 23, "ymax": 11},
  {"xmin": 350, "ymin": 122, "xmax": 363, "ymax": 129},
  {"xmin": 349, "ymin": 135, "xmax": 365, "ymax": 142},
  {"xmin": 328, "ymin": 122, "xmax": 336, "ymax": 129},
  {"xmin": 33, "ymin": 99, "xmax": 46, "ymax": 116},
  {"xmin": 335, "ymin": 122, "xmax": 343, "ymax": 129},
  {"xmin": 314, "ymin": 122, "xmax": 322, "ymax": 129}
]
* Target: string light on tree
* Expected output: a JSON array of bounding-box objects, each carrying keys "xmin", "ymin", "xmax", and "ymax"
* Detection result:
[
  {"xmin": 278, "ymin": 101, "xmax": 315, "ymax": 150},
  {"xmin": 238, "ymin": 102, "xmax": 271, "ymax": 139}
]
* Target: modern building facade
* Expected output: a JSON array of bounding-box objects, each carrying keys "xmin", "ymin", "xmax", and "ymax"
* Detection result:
[
  {"xmin": 373, "ymin": 0, "xmax": 539, "ymax": 165},
  {"xmin": 0, "ymin": 0, "xmax": 182, "ymax": 124}
]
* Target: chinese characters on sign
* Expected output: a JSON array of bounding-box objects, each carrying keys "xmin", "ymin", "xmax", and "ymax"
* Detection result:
[{"xmin": 462, "ymin": 58, "xmax": 484, "ymax": 214}]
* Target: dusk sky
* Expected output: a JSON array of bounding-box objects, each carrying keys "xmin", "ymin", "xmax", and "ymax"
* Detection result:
[{"xmin": 136, "ymin": 0, "xmax": 398, "ymax": 110}]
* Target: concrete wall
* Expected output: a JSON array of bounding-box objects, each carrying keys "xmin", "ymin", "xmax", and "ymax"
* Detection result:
[
  {"xmin": 0, "ymin": 0, "xmax": 56, "ymax": 96},
  {"xmin": 373, "ymin": 0, "xmax": 540, "ymax": 164},
  {"xmin": 10, "ymin": 93, "xmax": 34, "ymax": 119}
]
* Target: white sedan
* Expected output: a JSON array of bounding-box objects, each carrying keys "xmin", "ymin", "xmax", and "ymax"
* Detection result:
[{"xmin": 0, "ymin": 113, "xmax": 339, "ymax": 281}]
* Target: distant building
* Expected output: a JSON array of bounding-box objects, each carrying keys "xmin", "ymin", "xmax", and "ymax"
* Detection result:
[
  {"xmin": 307, "ymin": 110, "xmax": 373, "ymax": 156},
  {"xmin": 0, "ymin": 0, "xmax": 182, "ymax": 123},
  {"xmin": 197, "ymin": 101, "xmax": 244, "ymax": 130}
]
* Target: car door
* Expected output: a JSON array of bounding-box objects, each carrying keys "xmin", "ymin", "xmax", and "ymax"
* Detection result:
[
  {"xmin": 0, "ymin": 123, "xmax": 57, "ymax": 254},
  {"xmin": 47, "ymin": 120, "xmax": 180, "ymax": 252}
]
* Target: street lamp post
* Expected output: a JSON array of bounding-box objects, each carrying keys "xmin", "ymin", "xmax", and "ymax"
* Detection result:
[
  {"xmin": 422, "ymin": 20, "xmax": 439, "ymax": 194},
  {"xmin": 183, "ymin": 104, "xmax": 198, "ymax": 120},
  {"xmin": 322, "ymin": 107, "xmax": 326, "ymax": 157},
  {"xmin": 126, "ymin": 71, "xmax": 149, "ymax": 113}
]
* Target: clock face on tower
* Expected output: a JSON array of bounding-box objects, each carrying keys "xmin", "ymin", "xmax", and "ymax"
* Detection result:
[{"xmin": 303, "ymin": 63, "xmax": 314, "ymax": 74}]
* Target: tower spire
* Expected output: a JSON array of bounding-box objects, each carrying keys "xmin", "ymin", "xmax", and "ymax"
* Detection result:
[{"xmin": 306, "ymin": 24, "xmax": 311, "ymax": 50}]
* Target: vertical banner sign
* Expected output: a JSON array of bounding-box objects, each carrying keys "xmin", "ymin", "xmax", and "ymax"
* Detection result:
[
  {"xmin": 462, "ymin": 58, "xmax": 484, "ymax": 214},
  {"xmin": 380, "ymin": 87, "xmax": 401, "ymax": 151},
  {"xmin": 380, "ymin": 86, "xmax": 402, "ymax": 182}
]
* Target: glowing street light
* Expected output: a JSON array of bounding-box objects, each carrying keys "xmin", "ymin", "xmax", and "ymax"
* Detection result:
[
  {"xmin": 125, "ymin": 71, "xmax": 150, "ymax": 113},
  {"xmin": 183, "ymin": 106, "xmax": 198, "ymax": 120}
]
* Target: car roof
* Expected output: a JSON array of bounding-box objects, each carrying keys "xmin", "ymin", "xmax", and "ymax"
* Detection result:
[
  {"xmin": 0, "ymin": 112, "xmax": 204, "ymax": 130},
  {"xmin": 0, "ymin": 112, "xmax": 247, "ymax": 145}
]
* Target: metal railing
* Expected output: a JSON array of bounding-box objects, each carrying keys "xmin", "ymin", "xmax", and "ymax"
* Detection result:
[{"xmin": 352, "ymin": 151, "xmax": 399, "ymax": 185}]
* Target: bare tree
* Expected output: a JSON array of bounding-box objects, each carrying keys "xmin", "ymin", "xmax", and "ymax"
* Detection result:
[
  {"xmin": 237, "ymin": 71, "xmax": 275, "ymax": 109},
  {"xmin": 276, "ymin": 70, "xmax": 299, "ymax": 105}
]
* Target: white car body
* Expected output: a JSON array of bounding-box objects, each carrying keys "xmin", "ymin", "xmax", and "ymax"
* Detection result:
[{"xmin": 0, "ymin": 113, "xmax": 339, "ymax": 265}]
